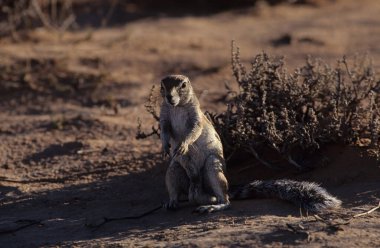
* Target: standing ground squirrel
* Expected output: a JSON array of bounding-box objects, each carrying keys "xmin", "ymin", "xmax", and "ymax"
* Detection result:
[{"xmin": 159, "ymin": 75, "xmax": 341, "ymax": 213}]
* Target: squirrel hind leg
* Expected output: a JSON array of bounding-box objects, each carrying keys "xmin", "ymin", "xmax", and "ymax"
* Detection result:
[
  {"xmin": 193, "ymin": 154, "xmax": 230, "ymax": 213},
  {"xmin": 165, "ymin": 161, "xmax": 189, "ymax": 210},
  {"xmin": 189, "ymin": 184, "xmax": 217, "ymax": 205}
]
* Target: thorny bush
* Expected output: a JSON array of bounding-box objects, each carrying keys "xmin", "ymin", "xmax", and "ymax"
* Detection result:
[
  {"xmin": 0, "ymin": 58, "xmax": 106, "ymax": 96},
  {"xmin": 0, "ymin": 57, "xmax": 112, "ymax": 109},
  {"xmin": 137, "ymin": 43, "xmax": 380, "ymax": 170},
  {"xmin": 0, "ymin": 0, "xmax": 75, "ymax": 38}
]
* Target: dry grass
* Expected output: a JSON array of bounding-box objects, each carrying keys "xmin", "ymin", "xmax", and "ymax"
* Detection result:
[
  {"xmin": 0, "ymin": 57, "xmax": 105, "ymax": 94},
  {"xmin": 0, "ymin": 57, "xmax": 110, "ymax": 109},
  {"xmin": 0, "ymin": 0, "xmax": 76, "ymax": 39}
]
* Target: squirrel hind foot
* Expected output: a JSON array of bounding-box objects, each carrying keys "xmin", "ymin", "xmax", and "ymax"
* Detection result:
[{"xmin": 193, "ymin": 203, "xmax": 231, "ymax": 214}]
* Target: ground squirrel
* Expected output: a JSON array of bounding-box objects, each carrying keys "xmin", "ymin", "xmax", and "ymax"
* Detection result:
[{"xmin": 159, "ymin": 75, "xmax": 341, "ymax": 213}]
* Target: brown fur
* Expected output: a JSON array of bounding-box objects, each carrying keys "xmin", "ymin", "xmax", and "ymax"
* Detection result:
[{"xmin": 160, "ymin": 75, "xmax": 230, "ymax": 213}]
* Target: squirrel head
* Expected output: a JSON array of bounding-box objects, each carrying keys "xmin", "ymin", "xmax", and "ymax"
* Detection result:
[{"xmin": 160, "ymin": 75, "xmax": 194, "ymax": 107}]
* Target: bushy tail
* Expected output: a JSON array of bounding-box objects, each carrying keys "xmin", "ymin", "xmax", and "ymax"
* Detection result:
[{"xmin": 230, "ymin": 179, "xmax": 342, "ymax": 212}]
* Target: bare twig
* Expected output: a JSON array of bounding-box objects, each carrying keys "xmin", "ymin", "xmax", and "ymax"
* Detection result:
[
  {"xmin": 85, "ymin": 205, "xmax": 162, "ymax": 230},
  {"xmin": 59, "ymin": 13, "xmax": 76, "ymax": 32},
  {"xmin": 353, "ymin": 202, "xmax": 380, "ymax": 218},
  {"xmin": 31, "ymin": 0, "xmax": 54, "ymax": 30},
  {"xmin": 288, "ymin": 155, "xmax": 303, "ymax": 169},
  {"xmin": 286, "ymin": 223, "xmax": 312, "ymax": 242},
  {"xmin": 136, "ymin": 118, "xmax": 160, "ymax": 139},
  {"xmin": 101, "ymin": 0, "xmax": 119, "ymax": 27},
  {"xmin": 312, "ymin": 202, "xmax": 380, "ymax": 233},
  {"xmin": 247, "ymin": 146, "xmax": 277, "ymax": 169}
]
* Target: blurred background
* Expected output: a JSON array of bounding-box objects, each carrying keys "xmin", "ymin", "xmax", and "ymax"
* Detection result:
[{"xmin": 1, "ymin": 0, "xmax": 379, "ymax": 112}]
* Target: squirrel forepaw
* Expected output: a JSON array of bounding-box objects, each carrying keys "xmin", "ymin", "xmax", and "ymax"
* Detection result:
[
  {"xmin": 174, "ymin": 143, "xmax": 189, "ymax": 156},
  {"xmin": 162, "ymin": 142, "xmax": 171, "ymax": 158}
]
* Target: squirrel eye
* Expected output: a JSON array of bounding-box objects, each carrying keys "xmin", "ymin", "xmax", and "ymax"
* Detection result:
[{"xmin": 181, "ymin": 82, "xmax": 186, "ymax": 89}]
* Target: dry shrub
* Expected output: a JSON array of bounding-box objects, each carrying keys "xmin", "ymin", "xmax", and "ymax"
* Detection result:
[
  {"xmin": 0, "ymin": 57, "xmax": 107, "ymax": 101},
  {"xmin": 137, "ymin": 43, "xmax": 380, "ymax": 170},
  {"xmin": 209, "ymin": 43, "xmax": 380, "ymax": 169},
  {"xmin": 0, "ymin": 0, "xmax": 76, "ymax": 38},
  {"xmin": 136, "ymin": 85, "xmax": 161, "ymax": 139}
]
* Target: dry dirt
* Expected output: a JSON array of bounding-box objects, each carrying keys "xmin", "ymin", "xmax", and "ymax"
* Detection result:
[{"xmin": 0, "ymin": 0, "xmax": 380, "ymax": 247}]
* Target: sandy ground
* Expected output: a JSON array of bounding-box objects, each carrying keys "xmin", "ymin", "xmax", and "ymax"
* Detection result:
[{"xmin": 0, "ymin": 0, "xmax": 380, "ymax": 247}]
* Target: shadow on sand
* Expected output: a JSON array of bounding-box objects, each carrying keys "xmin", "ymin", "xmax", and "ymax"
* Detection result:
[{"xmin": 0, "ymin": 148, "xmax": 379, "ymax": 246}]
